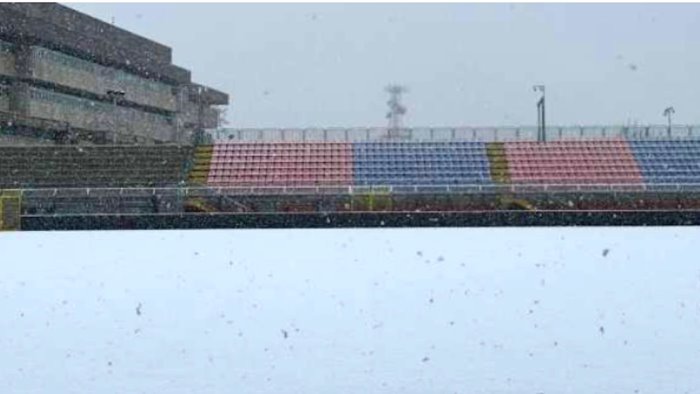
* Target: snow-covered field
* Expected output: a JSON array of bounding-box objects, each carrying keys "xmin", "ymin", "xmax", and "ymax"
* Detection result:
[{"xmin": 1, "ymin": 227, "xmax": 699, "ymax": 393}]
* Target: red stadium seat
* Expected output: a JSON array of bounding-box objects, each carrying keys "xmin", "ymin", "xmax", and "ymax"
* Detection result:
[
  {"xmin": 504, "ymin": 139, "xmax": 644, "ymax": 185},
  {"xmin": 206, "ymin": 142, "xmax": 354, "ymax": 187}
]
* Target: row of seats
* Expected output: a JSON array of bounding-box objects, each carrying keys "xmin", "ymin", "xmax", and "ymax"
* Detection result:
[
  {"xmin": 203, "ymin": 140, "xmax": 700, "ymax": 187},
  {"xmin": 207, "ymin": 142, "xmax": 353, "ymax": 187},
  {"xmin": 206, "ymin": 142, "xmax": 493, "ymax": 186},
  {"xmin": 630, "ymin": 141, "xmax": 700, "ymax": 184},
  {"xmin": 0, "ymin": 145, "xmax": 192, "ymax": 188},
  {"xmin": 3, "ymin": 140, "xmax": 699, "ymax": 189},
  {"xmin": 353, "ymin": 142, "xmax": 491, "ymax": 186},
  {"xmin": 504, "ymin": 140, "xmax": 644, "ymax": 184}
]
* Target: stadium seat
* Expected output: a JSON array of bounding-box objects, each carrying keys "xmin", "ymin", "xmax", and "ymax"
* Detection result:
[
  {"xmin": 182, "ymin": 139, "xmax": 700, "ymax": 190},
  {"xmin": 206, "ymin": 142, "xmax": 353, "ymax": 187},
  {"xmin": 503, "ymin": 139, "xmax": 644, "ymax": 185},
  {"xmin": 0, "ymin": 145, "xmax": 192, "ymax": 188},
  {"xmin": 629, "ymin": 140, "xmax": 700, "ymax": 185},
  {"xmin": 352, "ymin": 142, "xmax": 493, "ymax": 186}
]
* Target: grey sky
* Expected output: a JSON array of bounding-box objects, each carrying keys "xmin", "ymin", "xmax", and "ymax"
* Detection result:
[{"xmin": 68, "ymin": 3, "xmax": 700, "ymax": 128}]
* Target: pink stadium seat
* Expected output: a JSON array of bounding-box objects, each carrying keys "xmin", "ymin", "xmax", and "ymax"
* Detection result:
[
  {"xmin": 206, "ymin": 142, "xmax": 353, "ymax": 187},
  {"xmin": 504, "ymin": 139, "xmax": 643, "ymax": 185}
]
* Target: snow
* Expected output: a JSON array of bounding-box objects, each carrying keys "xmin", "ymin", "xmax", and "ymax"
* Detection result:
[{"xmin": 1, "ymin": 227, "xmax": 699, "ymax": 393}]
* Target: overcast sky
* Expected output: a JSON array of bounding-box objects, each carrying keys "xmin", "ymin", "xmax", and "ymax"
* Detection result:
[{"xmin": 68, "ymin": 3, "xmax": 700, "ymax": 128}]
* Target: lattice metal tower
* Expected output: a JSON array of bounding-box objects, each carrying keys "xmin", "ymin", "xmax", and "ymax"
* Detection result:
[{"xmin": 385, "ymin": 85, "xmax": 408, "ymax": 137}]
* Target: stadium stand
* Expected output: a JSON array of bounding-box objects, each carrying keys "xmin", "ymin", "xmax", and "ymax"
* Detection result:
[
  {"xmin": 189, "ymin": 139, "xmax": 700, "ymax": 189},
  {"xmin": 0, "ymin": 145, "xmax": 192, "ymax": 188},
  {"xmin": 195, "ymin": 141, "xmax": 495, "ymax": 187},
  {"xmin": 353, "ymin": 142, "xmax": 492, "ymax": 186},
  {"xmin": 3, "ymin": 136, "xmax": 700, "ymax": 229},
  {"xmin": 630, "ymin": 140, "xmax": 700, "ymax": 184},
  {"xmin": 503, "ymin": 139, "xmax": 643, "ymax": 185},
  {"xmin": 206, "ymin": 142, "xmax": 353, "ymax": 186}
]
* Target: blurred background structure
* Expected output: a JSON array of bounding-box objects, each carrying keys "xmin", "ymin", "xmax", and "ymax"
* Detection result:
[{"xmin": 0, "ymin": 3, "xmax": 228, "ymax": 145}]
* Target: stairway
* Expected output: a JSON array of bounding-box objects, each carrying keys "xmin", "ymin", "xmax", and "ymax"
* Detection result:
[
  {"xmin": 187, "ymin": 145, "xmax": 214, "ymax": 184},
  {"xmin": 184, "ymin": 197, "xmax": 217, "ymax": 213},
  {"xmin": 0, "ymin": 190, "xmax": 21, "ymax": 231},
  {"xmin": 486, "ymin": 142, "xmax": 510, "ymax": 184}
]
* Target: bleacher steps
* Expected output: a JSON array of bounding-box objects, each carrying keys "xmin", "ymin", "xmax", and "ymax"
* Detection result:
[
  {"xmin": 0, "ymin": 190, "xmax": 21, "ymax": 231},
  {"xmin": 0, "ymin": 145, "xmax": 193, "ymax": 188},
  {"xmin": 187, "ymin": 145, "xmax": 213, "ymax": 185},
  {"xmin": 486, "ymin": 142, "xmax": 510, "ymax": 184}
]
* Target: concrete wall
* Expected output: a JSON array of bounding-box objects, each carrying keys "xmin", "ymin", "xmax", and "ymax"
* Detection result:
[
  {"xmin": 0, "ymin": 81, "xmax": 9, "ymax": 111},
  {"xmin": 0, "ymin": 4, "xmax": 228, "ymax": 144},
  {"xmin": 0, "ymin": 133, "xmax": 55, "ymax": 146},
  {"xmin": 0, "ymin": 4, "xmax": 188, "ymax": 84},
  {"xmin": 177, "ymin": 92, "xmax": 220, "ymax": 130},
  {"xmin": 31, "ymin": 46, "xmax": 176, "ymax": 112},
  {"xmin": 203, "ymin": 107, "xmax": 218, "ymax": 129},
  {"xmin": 16, "ymin": 3, "xmax": 172, "ymax": 64},
  {"xmin": 28, "ymin": 87, "xmax": 175, "ymax": 142},
  {"xmin": 0, "ymin": 93, "xmax": 8, "ymax": 112},
  {"xmin": 0, "ymin": 40, "xmax": 14, "ymax": 77}
]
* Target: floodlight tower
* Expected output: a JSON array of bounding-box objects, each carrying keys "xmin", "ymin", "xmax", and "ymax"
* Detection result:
[
  {"xmin": 663, "ymin": 106, "xmax": 675, "ymax": 137},
  {"xmin": 533, "ymin": 85, "xmax": 546, "ymax": 142},
  {"xmin": 385, "ymin": 84, "xmax": 408, "ymax": 138}
]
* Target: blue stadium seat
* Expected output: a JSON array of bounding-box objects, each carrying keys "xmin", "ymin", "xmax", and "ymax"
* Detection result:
[
  {"xmin": 352, "ymin": 142, "xmax": 493, "ymax": 186},
  {"xmin": 629, "ymin": 140, "xmax": 700, "ymax": 185}
]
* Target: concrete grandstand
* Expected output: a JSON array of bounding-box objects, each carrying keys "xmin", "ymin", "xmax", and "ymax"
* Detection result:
[
  {"xmin": 0, "ymin": 3, "xmax": 228, "ymax": 145},
  {"xmin": 2, "ymin": 127, "xmax": 700, "ymax": 230},
  {"xmin": 1, "ymin": 4, "xmax": 699, "ymax": 230}
]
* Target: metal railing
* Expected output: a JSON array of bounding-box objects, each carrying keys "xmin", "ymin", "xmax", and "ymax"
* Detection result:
[
  {"xmin": 208, "ymin": 125, "xmax": 700, "ymax": 143},
  {"xmin": 9, "ymin": 183, "xmax": 700, "ymax": 199}
]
